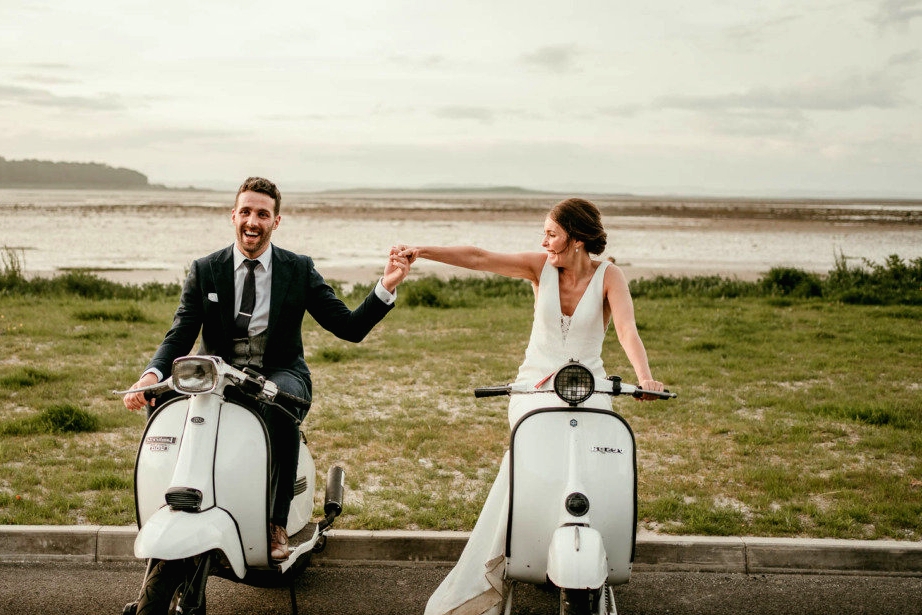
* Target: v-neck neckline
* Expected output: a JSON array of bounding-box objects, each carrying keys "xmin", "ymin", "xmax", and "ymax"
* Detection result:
[{"xmin": 557, "ymin": 261, "xmax": 604, "ymax": 319}]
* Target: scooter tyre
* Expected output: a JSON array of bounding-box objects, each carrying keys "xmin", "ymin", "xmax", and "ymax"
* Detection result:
[
  {"xmin": 559, "ymin": 584, "xmax": 611, "ymax": 615},
  {"xmin": 136, "ymin": 559, "xmax": 205, "ymax": 615}
]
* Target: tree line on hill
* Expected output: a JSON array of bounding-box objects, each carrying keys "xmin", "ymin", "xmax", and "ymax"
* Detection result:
[{"xmin": 0, "ymin": 156, "xmax": 156, "ymax": 189}]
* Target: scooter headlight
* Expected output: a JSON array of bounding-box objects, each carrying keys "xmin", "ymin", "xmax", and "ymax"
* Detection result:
[
  {"xmin": 172, "ymin": 357, "xmax": 219, "ymax": 394},
  {"xmin": 553, "ymin": 361, "xmax": 594, "ymax": 406}
]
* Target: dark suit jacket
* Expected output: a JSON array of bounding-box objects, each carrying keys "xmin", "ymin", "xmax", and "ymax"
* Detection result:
[{"xmin": 146, "ymin": 244, "xmax": 393, "ymax": 386}]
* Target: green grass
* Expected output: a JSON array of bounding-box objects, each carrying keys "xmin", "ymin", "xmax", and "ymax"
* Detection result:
[{"xmin": 0, "ymin": 255, "xmax": 920, "ymax": 539}]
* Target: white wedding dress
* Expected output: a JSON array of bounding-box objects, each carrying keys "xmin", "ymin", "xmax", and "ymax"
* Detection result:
[{"xmin": 424, "ymin": 259, "xmax": 613, "ymax": 615}]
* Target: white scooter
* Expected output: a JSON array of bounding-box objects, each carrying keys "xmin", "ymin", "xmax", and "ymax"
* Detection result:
[
  {"xmin": 475, "ymin": 360, "xmax": 675, "ymax": 615},
  {"xmin": 116, "ymin": 355, "xmax": 345, "ymax": 615}
]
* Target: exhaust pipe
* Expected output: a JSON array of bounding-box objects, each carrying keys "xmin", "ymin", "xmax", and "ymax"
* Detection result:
[{"xmin": 318, "ymin": 465, "xmax": 345, "ymax": 531}]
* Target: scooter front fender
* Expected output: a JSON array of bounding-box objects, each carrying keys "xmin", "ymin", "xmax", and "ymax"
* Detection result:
[
  {"xmin": 546, "ymin": 525, "xmax": 607, "ymax": 590},
  {"xmin": 135, "ymin": 507, "xmax": 246, "ymax": 579}
]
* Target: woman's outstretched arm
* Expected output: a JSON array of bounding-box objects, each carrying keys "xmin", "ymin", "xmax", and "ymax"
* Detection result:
[{"xmin": 400, "ymin": 245, "xmax": 546, "ymax": 284}]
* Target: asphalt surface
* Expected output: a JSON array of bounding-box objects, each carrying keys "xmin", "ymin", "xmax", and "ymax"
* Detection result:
[
  {"xmin": 2, "ymin": 526, "xmax": 921, "ymax": 614},
  {"xmin": 2, "ymin": 560, "xmax": 922, "ymax": 615}
]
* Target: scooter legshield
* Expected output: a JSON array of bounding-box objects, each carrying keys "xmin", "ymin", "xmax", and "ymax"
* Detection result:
[
  {"xmin": 135, "ymin": 396, "xmax": 272, "ymax": 569},
  {"xmin": 135, "ymin": 397, "xmax": 189, "ymax": 527},
  {"xmin": 505, "ymin": 407, "xmax": 636, "ymax": 585}
]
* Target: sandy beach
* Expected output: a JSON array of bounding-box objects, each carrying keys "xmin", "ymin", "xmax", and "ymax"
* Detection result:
[
  {"xmin": 89, "ymin": 213, "xmax": 918, "ymax": 287},
  {"xmin": 4, "ymin": 189, "xmax": 921, "ymax": 286}
]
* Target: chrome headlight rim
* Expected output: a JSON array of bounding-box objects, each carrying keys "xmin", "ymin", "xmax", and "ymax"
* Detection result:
[
  {"xmin": 172, "ymin": 356, "xmax": 220, "ymax": 395},
  {"xmin": 553, "ymin": 361, "xmax": 595, "ymax": 406}
]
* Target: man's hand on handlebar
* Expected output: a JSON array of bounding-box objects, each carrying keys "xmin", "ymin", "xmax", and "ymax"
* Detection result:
[{"xmin": 123, "ymin": 372, "xmax": 159, "ymax": 411}]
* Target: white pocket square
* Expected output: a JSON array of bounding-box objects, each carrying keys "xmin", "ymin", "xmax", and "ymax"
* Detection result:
[{"xmin": 207, "ymin": 293, "xmax": 219, "ymax": 302}]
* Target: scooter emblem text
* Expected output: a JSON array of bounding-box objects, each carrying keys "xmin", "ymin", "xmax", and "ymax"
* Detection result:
[
  {"xmin": 590, "ymin": 445, "xmax": 624, "ymax": 454},
  {"xmin": 190, "ymin": 416, "xmax": 205, "ymax": 425},
  {"xmin": 144, "ymin": 435, "xmax": 176, "ymax": 452}
]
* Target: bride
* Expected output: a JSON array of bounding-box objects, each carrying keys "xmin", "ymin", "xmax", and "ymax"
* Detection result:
[{"xmin": 399, "ymin": 197, "xmax": 665, "ymax": 615}]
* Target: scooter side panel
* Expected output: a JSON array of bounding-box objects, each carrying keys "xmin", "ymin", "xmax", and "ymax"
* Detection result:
[
  {"xmin": 506, "ymin": 408, "xmax": 636, "ymax": 585},
  {"xmin": 214, "ymin": 403, "xmax": 271, "ymax": 568},
  {"xmin": 285, "ymin": 438, "xmax": 316, "ymax": 537},
  {"xmin": 135, "ymin": 398, "xmax": 190, "ymax": 527}
]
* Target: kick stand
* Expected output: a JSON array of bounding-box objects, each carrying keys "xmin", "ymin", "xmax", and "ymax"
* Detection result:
[{"xmin": 288, "ymin": 582, "xmax": 298, "ymax": 615}]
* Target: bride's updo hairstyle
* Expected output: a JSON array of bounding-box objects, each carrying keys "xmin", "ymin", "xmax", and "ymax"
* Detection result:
[{"xmin": 549, "ymin": 198, "xmax": 607, "ymax": 256}]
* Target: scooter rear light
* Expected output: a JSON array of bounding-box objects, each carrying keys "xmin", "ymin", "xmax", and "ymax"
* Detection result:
[
  {"xmin": 165, "ymin": 487, "xmax": 203, "ymax": 512},
  {"xmin": 173, "ymin": 357, "xmax": 219, "ymax": 394},
  {"xmin": 553, "ymin": 361, "xmax": 594, "ymax": 406},
  {"xmin": 565, "ymin": 492, "xmax": 590, "ymax": 517}
]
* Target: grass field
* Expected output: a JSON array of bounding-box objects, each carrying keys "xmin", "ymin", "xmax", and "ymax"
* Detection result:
[{"xmin": 0, "ymin": 254, "xmax": 920, "ymax": 540}]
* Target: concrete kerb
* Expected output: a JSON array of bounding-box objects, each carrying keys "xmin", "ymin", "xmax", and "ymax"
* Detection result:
[{"xmin": 1, "ymin": 525, "xmax": 921, "ymax": 577}]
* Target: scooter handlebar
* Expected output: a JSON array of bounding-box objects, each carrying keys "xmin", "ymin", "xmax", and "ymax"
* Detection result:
[
  {"xmin": 112, "ymin": 377, "xmax": 174, "ymax": 399},
  {"xmin": 473, "ymin": 379, "xmax": 677, "ymax": 400},
  {"xmin": 474, "ymin": 386, "xmax": 513, "ymax": 398},
  {"xmin": 628, "ymin": 387, "xmax": 676, "ymax": 400}
]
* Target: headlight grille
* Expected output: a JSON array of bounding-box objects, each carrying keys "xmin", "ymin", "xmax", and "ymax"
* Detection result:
[{"xmin": 553, "ymin": 362, "xmax": 594, "ymax": 406}]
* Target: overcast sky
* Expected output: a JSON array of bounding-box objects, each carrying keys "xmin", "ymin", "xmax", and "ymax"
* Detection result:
[{"xmin": 1, "ymin": 0, "xmax": 920, "ymax": 196}]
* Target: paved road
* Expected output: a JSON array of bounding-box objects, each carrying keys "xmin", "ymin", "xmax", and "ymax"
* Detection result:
[{"xmin": 1, "ymin": 561, "xmax": 921, "ymax": 614}]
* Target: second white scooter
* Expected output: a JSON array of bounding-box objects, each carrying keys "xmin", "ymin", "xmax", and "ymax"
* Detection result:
[{"xmin": 474, "ymin": 360, "xmax": 675, "ymax": 615}]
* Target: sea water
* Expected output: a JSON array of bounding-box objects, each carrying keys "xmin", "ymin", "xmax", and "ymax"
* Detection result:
[{"xmin": 4, "ymin": 189, "xmax": 920, "ymax": 285}]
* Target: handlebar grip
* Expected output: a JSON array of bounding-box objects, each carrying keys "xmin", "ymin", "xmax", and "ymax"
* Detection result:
[
  {"xmin": 474, "ymin": 386, "xmax": 512, "ymax": 398},
  {"xmin": 632, "ymin": 388, "xmax": 677, "ymax": 399},
  {"xmin": 277, "ymin": 389, "xmax": 311, "ymax": 408}
]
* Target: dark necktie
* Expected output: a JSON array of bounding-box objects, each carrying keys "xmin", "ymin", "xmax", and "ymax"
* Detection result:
[{"xmin": 235, "ymin": 259, "xmax": 259, "ymax": 337}]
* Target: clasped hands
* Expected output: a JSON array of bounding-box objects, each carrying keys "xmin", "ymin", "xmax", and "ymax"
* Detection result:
[{"xmin": 382, "ymin": 245, "xmax": 415, "ymax": 292}]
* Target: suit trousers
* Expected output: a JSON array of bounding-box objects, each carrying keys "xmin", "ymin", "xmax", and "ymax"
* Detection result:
[{"xmin": 256, "ymin": 368, "xmax": 312, "ymax": 527}]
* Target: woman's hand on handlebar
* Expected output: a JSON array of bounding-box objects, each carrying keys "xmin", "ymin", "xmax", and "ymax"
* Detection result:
[
  {"xmin": 638, "ymin": 378, "xmax": 666, "ymax": 401},
  {"xmin": 123, "ymin": 372, "xmax": 159, "ymax": 411}
]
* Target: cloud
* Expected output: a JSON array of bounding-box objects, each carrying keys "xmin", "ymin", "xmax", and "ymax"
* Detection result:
[
  {"xmin": 387, "ymin": 53, "xmax": 448, "ymax": 69},
  {"xmin": 656, "ymin": 67, "xmax": 905, "ymax": 113},
  {"xmin": 520, "ymin": 44, "xmax": 580, "ymax": 73},
  {"xmin": 700, "ymin": 109, "xmax": 811, "ymax": 137},
  {"xmin": 15, "ymin": 74, "xmax": 78, "ymax": 85},
  {"xmin": 721, "ymin": 13, "xmax": 802, "ymax": 49},
  {"xmin": 871, "ymin": 0, "xmax": 922, "ymax": 27},
  {"xmin": 433, "ymin": 105, "xmax": 495, "ymax": 123},
  {"xmin": 597, "ymin": 104, "xmax": 644, "ymax": 118},
  {"xmin": 0, "ymin": 83, "xmax": 124, "ymax": 111},
  {"xmin": 887, "ymin": 48, "xmax": 922, "ymax": 66}
]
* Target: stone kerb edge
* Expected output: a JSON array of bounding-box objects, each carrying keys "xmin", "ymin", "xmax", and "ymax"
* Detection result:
[{"xmin": 2, "ymin": 526, "xmax": 921, "ymax": 576}]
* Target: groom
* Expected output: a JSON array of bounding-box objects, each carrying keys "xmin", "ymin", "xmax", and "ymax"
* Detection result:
[{"xmin": 124, "ymin": 176, "xmax": 410, "ymax": 559}]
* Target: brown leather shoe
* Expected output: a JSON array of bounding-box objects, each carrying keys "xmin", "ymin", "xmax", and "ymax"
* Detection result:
[{"xmin": 269, "ymin": 522, "xmax": 290, "ymax": 560}]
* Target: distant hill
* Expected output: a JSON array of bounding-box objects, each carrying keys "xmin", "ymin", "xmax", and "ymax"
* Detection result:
[
  {"xmin": 317, "ymin": 185, "xmax": 548, "ymax": 195},
  {"xmin": 0, "ymin": 156, "xmax": 156, "ymax": 189}
]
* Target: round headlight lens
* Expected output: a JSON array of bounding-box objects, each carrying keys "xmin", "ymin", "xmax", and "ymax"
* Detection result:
[{"xmin": 553, "ymin": 362, "xmax": 594, "ymax": 405}]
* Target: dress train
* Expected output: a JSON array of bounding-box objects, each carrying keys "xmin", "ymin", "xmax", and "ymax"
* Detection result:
[{"xmin": 424, "ymin": 454, "xmax": 510, "ymax": 615}]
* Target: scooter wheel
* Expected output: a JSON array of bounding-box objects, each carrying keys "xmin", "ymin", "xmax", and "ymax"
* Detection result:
[
  {"xmin": 122, "ymin": 602, "xmax": 138, "ymax": 615},
  {"xmin": 136, "ymin": 559, "xmax": 205, "ymax": 615},
  {"xmin": 560, "ymin": 585, "xmax": 610, "ymax": 615}
]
